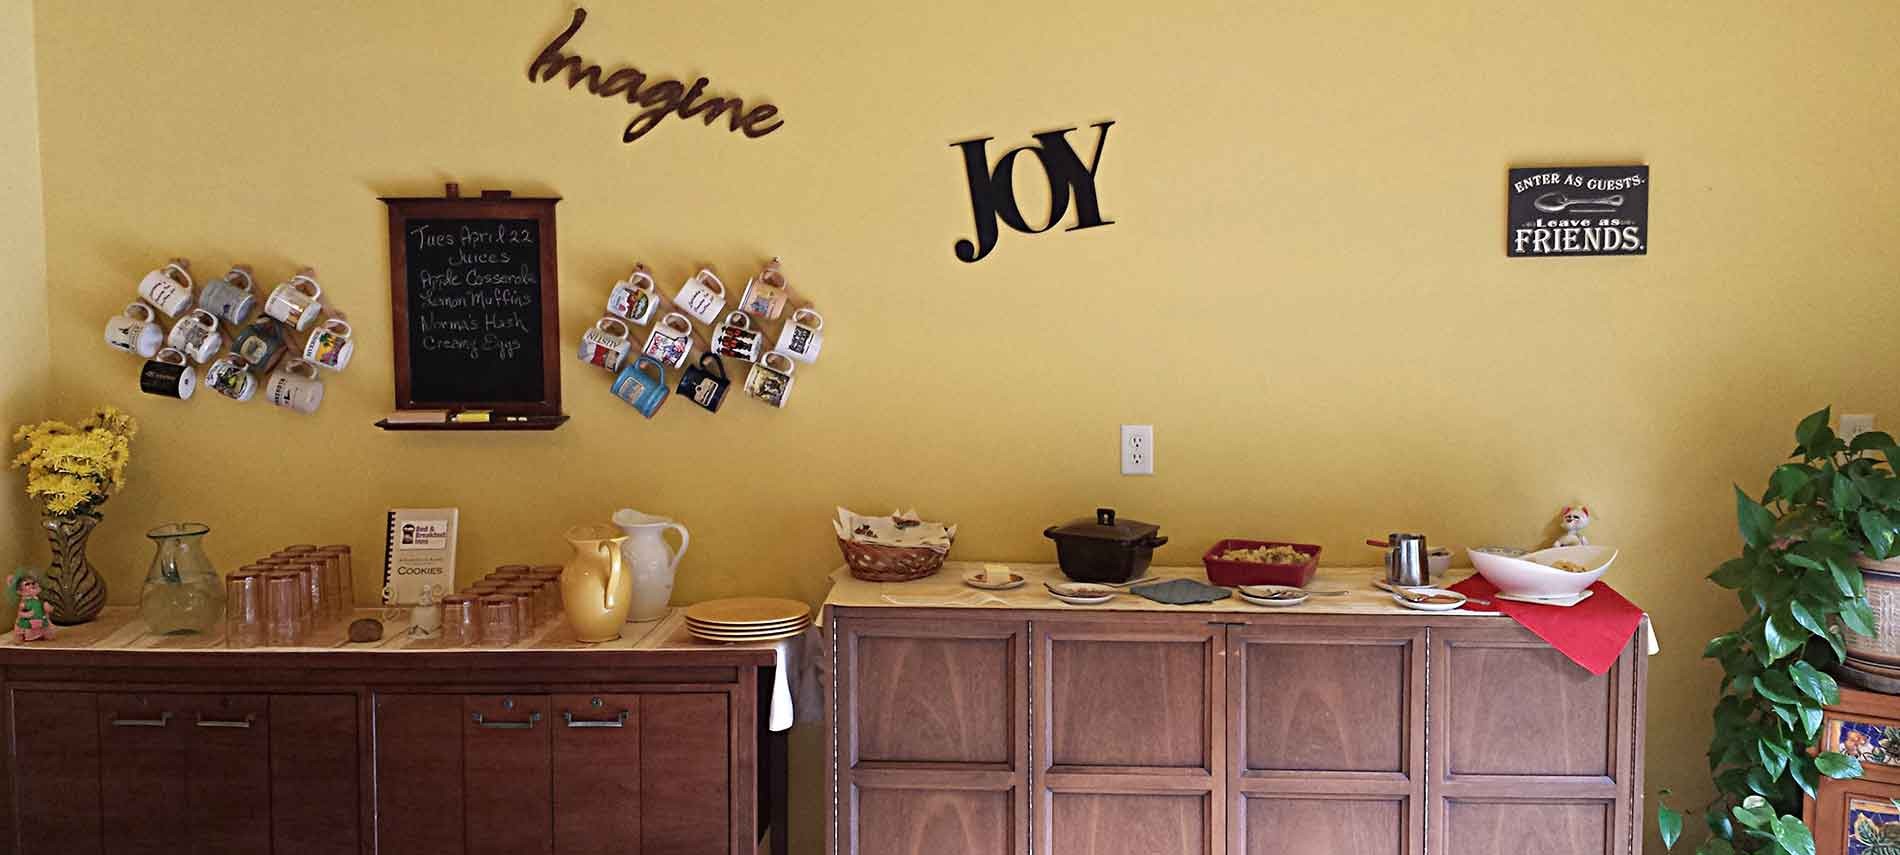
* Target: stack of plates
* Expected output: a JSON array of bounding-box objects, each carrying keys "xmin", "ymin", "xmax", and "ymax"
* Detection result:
[{"xmin": 684, "ymin": 597, "xmax": 811, "ymax": 643}]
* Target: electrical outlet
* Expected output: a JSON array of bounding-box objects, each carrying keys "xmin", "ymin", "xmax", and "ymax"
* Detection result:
[
  {"xmin": 1842, "ymin": 414, "xmax": 1876, "ymax": 444},
  {"xmin": 1121, "ymin": 424, "xmax": 1154, "ymax": 476}
]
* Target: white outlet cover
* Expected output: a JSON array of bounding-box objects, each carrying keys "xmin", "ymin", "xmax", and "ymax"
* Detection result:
[
  {"xmin": 1842, "ymin": 414, "xmax": 1875, "ymax": 442},
  {"xmin": 1121, "ymin": 424, "xmax": 1154, "ymax": 476}
]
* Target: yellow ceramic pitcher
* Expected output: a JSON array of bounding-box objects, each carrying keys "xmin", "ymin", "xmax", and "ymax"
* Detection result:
[{"xmin": 561, "ymin": 524, "xmax": 632, "ymax": 642}]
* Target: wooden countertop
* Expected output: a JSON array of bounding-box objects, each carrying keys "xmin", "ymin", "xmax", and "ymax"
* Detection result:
[
  {"xmin": 0, "ymin": 605, "xmax": 778, "ymax": 666},
  {"xmin": 823, "ymin": 561, "xmax": 1504, "ymax": 619}
]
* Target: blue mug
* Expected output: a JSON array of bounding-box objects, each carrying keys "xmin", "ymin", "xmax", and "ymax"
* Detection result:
[{"xmin": 610, "ymin": 356, "xmax": 669, "ymax": 418}]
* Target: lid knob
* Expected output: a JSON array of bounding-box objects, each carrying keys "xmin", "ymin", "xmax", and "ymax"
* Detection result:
[{"xmin": 1097, "ymin": 508, "xmax": 1116, "ymax": 526}]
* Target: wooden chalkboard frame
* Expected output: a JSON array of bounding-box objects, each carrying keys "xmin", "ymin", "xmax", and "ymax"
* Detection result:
[{"xmin": 379, "ymin": 186, "xmax": 565, "ymax": 426}]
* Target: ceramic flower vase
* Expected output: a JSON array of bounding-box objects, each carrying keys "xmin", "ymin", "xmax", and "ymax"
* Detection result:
[{"xmin": 41, "ymin": 513, "xmax": 107, "ymax": 625}]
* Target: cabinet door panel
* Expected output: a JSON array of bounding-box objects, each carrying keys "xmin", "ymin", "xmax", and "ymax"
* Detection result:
[
  {"xmin": 1048, "ymin": 792, "xmax": 1206, "ymax": 855},
  {"xmin": 1444, "ymin": 644, "xmax": 1611, "ymax": 776},
  {"xmin": 374, "ymin": 693, "xmax": 464, "ymax": 853},
  {"xmin": 551, "ymin": 693, "xmax": 641, "ymax": 855},
  {"xmin": 854, "ymin": 634, "xmax": 1014, "ymax": 765},
  {"xmin": 271, "ymin": 694, "xmax": 359, "ymax": 855},
  {"xmin": 97, "ymin": 693, "xmax": 189, "ymax": 855},
  {"xmin": 1239, "ymin": 797, "xmax": 1404, "ymax": 855},
  {"xmin": 643, "ymin": 693, "xmax": 729, "ymax": 854},
  {"xmin": 1444, "ymin": 801, "xmax": 1610, "ymax": 855},
  {"xmin": 1047, "ymin": 638, "xmax": 1207, "ymax": 768},
  {"xmin": 855, "ymin": 788, "xmax": 1013, "ymax": 855},
  {"xmin": 1241, "ymin": 640, "xmax": 1406, "ymax": 773},
  {"xmin": 186, "ymin": 694, "xmax": 272, "ymax": 855},
  {"xmin": 12, "ymin": 690, "xmax": 102, "ymax": 855},
  {"xmin": 465, "ymin": 694, "xmax": 553, "ymax": 855}
]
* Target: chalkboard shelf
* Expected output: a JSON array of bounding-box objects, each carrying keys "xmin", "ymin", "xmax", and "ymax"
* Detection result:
[{"xmin": 373, "ymin": 415, "xmax": 570, "ymax": 432}]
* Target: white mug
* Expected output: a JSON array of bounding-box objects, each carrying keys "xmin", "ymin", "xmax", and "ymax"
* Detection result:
[
  {"xmin": 775, "ymin": 307, "xmax": 824, "ymax": 364},
  {"xmin": 675, "ymin": 268, "xmax": 727, "ymax": 325},
  {"xmin": 579, "ymin": 316, "xmax": 633, "ymax": 372},
  {"xmin": 607, "ymin": 266, "xmax": 658, "ymax": 326},
  {"xmin": 265, "ymin": 272, "xmax": 324, "ymax": 331},
  {"xmin": 166, "ymin": 309, "xmax": 224, "ymax": 364},
  {"xmin": 104, "ymin": 301, "xmax": 165, "ymax": 358},
  {"xmin": 713, "ymin": 311, "xmax": 764, "ymax": 362},
  {"xmin": 745, "ymin": 351, "xmax": 797, "ymax": 408},
  {"xmin": 738, "ymin": 259, "xmax": 790, "ymax": 320},
  {"xmin": 204, "ymin": 355, "xmax": 258, "ymax": 402},
  {"xmin": 302, "ymin": 318, "xmax": 355, "ymax": 372},
  {"xmin": 137, "ymin": 261, "xmax": 195, "ymax": 317},
  {"xmin": 265, "ymin": 359, "xmax": 325, "ymax": 414},
  {"xmin": 199, "ymin": 266, "xmax": 257, "ymax": 326},
  {"xmin": 642, "ymin": 312, "xmax": 694, "ymax": 368}
]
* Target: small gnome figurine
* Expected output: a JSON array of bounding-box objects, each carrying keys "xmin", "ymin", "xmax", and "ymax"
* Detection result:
[
  {"xmin": 9, "ymin": 574, "xmax": 54, "ymax": 642},
  {"xmin": 1553, "ymin": 505, "xmax": 1593, "ymax": 548}
]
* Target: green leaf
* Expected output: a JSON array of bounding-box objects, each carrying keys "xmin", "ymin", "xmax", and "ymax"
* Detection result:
[
  {"xmin": 1764, "ymin": 613, "xmax": 1803, "ymax": 660},
  {"xmin": 1772, "ymin": 814, "xmax": 1816, "ymax": 855},
  {"xmin": 1789, "ymin": 601, "xmax": 1828, "ymax": 640},
  {"xmin": 1769, "ymin": 701, "xmax": 1797, "ymax": 729},
  {"xmin": 1834, "ymin": 472, "xmax": 1864, "ymax": 512},
  {"xmin": 1816, "ymin": 750, "xmax": 1865, "ymax": 779},
  {"xmin": 1759, "ymin": 735, "xmax": 1790, "ymax": 778},
  {"xmin": 1791, "ymin": 752, "xmax": 1819, "ymax": 797},
  {"xmin": 1797, "ymin": 407, "xmax": 1833, "ymax": 452},
  {"xmin": 1799, "ymin": 704, "xmax": 1825, "ymax": 740},
  {"xmin": 1790, "ymin": 660, "xmax": 1840, "ymax": 704},
  {"xmin": 1733, "ymin": 798, "xmax": 1774, "ymax": 830},
  {"xmin": 1707, "ymin": 809, "xmax": 1733, "ymax": 840},
  {"xmin": 1738, "ymin": 487, "xmax": 1777, "ymax": 549},
  {"xmin": 1862, "ymin": 509, "xmax": 1898, "ymax": 559},
  {"xmin": 1851, "ymin": 430, "xmax": 1895, "ymax": 453},
  {"xmin": 1828, "ymin": 557, "xmax": 1864, "ymax": 598},
  {"xmin": 1843, "ymin": 600, "xmax": 1878, "ymax": 637},
  {"xmin": 1757, "ymin": 671, "xmax": 1801, "ymax": 704},
  {"xmin": 1711, "ymin": 558, "xmax": 1752, "ymax": 589},
  {"xmin": 1697, "ymin": 841, "xmax": 1735, "ymax": 855},
  {"xmin": 1660, "ymin": 803, "xmax": 1684, "ymax": 849},
  {"xmin": 1769, "ymin": 464, "xmax": 1816, "ymax": 503}
]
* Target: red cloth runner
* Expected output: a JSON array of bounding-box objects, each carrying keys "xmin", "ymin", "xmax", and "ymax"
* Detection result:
[{"xmin": 1445, "ymin": 576, "xmax": 1645, "ymax": 676}]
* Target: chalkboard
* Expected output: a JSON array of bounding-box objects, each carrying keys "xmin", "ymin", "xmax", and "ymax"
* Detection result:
[{"xmin": 381, "ymin": 189, "xmax": 563, "ymax": 421}]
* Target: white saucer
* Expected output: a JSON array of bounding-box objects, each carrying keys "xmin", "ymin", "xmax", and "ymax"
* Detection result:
[
  {"xmin": 1238, "ymin": 585, "xmax": 1309, "ymax": 607},
  {"xmin": 1496, "ymin": 590, "xmax": 1595, "ymax": 608},
  {"xmin": 1391, "ymin": 589, "xmax": 1468, "ymax": 612},
  {"xmin": 964, "ymin": 571, "xmax": 1025, "ymax": 590},
  {"xmin": 1051, "ymin": 593, "xmax": 1114, "ymax": 606}
]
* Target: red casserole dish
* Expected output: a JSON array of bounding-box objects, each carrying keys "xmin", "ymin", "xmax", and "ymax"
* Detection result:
[{"xmin": 1202, "ymin": 539, "xmax": 1321, "ymax": 587}]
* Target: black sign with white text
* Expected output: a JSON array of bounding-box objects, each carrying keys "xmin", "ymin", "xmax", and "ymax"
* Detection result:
[{"xmin": 1507, "ymin": 166, "xmax": 1649, "ymax": 257}]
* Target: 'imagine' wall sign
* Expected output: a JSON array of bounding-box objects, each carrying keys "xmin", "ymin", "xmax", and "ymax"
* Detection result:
[
  {"xmin": 953, "ymin": 122, "xmax": 1115, "ymax": 263},
  {"xmin": 528, "ymin": 8, "xmax": 785, "ymax": 145},
  {"xmin": 1507, "ymin": 165, "xmax": 1649, "ymax": 257}
]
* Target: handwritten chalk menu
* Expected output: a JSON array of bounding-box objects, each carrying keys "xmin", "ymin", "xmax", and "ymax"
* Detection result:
[
  {"xmin": 1507, "ymin": 165, "xmax": 1649, "ymax": 257},
  {"xmin": 381, "ymin": 189, "xmax": 564, "ymax": 423}
]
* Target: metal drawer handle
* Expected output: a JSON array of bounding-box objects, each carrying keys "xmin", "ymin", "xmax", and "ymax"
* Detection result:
[
  {"xmin": 563, "ymin": 710, "xmax": 631, "ymax": 728},
  {"xmin": 471, "ymin": 711, "xmax": 542, "ymax": 730},
  {"xmin": 195, "ymin": 714, "xmax": 256, "ymax": 729},
  {"xmin": 110, "ymin": 712, "xmax": 172, "ymax": 728}
]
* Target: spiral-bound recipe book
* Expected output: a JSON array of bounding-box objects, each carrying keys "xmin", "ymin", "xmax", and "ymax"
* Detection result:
[{"xmin": 383, "ymin": 508, "xmax": 459, "ymax": 605}]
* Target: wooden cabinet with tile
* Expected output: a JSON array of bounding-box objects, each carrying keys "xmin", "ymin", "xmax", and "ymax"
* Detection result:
[
  {"xmin": 1806, "ymin": 686, "xmax": 1900, "ymax": 854},
  {"xmin": 823, "ymin": 570, "xmax": 1649, "ymax": 855}
]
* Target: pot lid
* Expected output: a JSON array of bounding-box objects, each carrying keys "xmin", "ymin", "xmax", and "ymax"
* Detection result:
[{"xmin": 1047, "ymin": 508, "xmax": 1161, "ymax": 544}]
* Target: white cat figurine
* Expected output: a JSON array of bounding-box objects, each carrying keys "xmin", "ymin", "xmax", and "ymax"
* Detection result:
[{"xmin": 1553, "ymin": 505, "xmax": 1593, "ymax": 547}]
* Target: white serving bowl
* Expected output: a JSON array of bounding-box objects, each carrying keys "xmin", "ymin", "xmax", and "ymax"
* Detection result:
[{"xmin": 1466, "ymin": 545, "xmax": 1617, "ymax": 598}]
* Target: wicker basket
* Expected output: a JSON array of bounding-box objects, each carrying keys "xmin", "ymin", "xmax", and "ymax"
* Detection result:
[{"xmin": 838, "ymin": 537, "xmax": 949, "ymax": 582}]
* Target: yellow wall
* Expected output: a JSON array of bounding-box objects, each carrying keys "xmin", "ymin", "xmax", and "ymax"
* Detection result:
[
  {"xmin": 2, "ymin": 0, "xmax": 49, "ymax": 566},
  {"xmin": 24, "ymin": 2, "xmax": 1900, "ymax": 852}
]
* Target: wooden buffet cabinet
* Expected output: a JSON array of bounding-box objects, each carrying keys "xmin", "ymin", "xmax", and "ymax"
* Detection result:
[
  {"xmin": 0, "ymin": 609, "xmax": 785, "ymax": 855},
  {"xmin": 822, "ymin": 565, "xmax": 1649, "ymax": 855}
]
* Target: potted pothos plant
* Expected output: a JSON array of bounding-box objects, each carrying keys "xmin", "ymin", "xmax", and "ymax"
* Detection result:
[{"xmin": 1661, "ymin": 407, "xmax": 1900, "ymax": 855}]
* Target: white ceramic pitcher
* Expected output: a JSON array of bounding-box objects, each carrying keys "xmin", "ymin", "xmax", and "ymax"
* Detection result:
[{"xmin": 611, "ymin": 509, "xmax": 690, "ymax": 622}]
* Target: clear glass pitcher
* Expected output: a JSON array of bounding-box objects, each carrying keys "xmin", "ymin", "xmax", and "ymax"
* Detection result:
[{"xmin": 140, "ymin": 523, "xmax": 225, "ymax": 634}]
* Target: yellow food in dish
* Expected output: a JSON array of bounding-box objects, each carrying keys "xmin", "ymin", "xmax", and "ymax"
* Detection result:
[
  {"xmin": 1541, "ymin": 559, "xmax": 1592, "ymax": 573},
  {"xmin": 1218, "ymin": 545, "xmax": 1306, "ymax": 564}
]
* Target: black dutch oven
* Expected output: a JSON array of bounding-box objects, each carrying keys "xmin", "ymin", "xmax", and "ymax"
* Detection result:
[{"xmin": 1043, "ymin": 508, "xmax": 1169, "ymax": 583}]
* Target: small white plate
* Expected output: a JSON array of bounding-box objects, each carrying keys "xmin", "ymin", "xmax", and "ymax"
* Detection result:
[
  {"xmin": 964, "ymin": 571, "xmax": 1025, "ymax": 590},
  {"xmin": 1238, "ymin": 585, "xmax": 1309, "ymax": 607},
  {"xmin": 1391, "ymin": 589, "xmax": 1468, "ymax": 612},
  {"xmin": 1496, "ymin": 589, "xmax": 1595, "ymax": 608},
  {"xmin": 1051, "ymin": 593, "xmax": 1114, "ymax": 606}
]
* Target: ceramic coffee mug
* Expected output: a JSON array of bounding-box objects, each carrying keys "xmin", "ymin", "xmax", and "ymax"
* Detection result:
[
  {"xmin": 609, "ymin": 356, "xmax": 670, "ymax": 419},
  {"xmin": 204, "ymin": 355, "xmax": 258, "ymax": 402},
  {"xmin": 745, "ymin": 351, "xmax": 796, "ymax": 408},
  {"xmin": 104, "ymin": 301, "xmax": 165, "ymax": 358},
  {"xmin": 139, "ymin": 348, "xmax": 196, "ymax": 400},
  {"xmin": 166, "ymin": 309, "xmax": 224, "ymax": 364},
  {"xmin": 775, "ymin": 307, "xmax": 824, "ymax": 364},
  {"xmin": 738, "ymin": 259, "xmax": 790, "ymax": 320},
  {"xmin": 642, "ymin": 312, "xmax": 693, "ymax": 368},
  {"xmin": 265, "ymin": 272, "xmax": 324, "ymax": 331},
  {"xmin": 265, "ymin": 359, "xmax": 324, "ymax": 414},
  {"xmin": 199, "ymin": 266, "xmax": 257, "ymax": 326},
  {"xmin": 137, "ymin": 261, "xmax": 195, "ymax": 318},
  {"xmin": 712, "ymin": 311, "xmax": 764, "ymax": 362},
  {"xmin": 231, "ymin": 316, "xmax": 290, "ymax": 372},
  {"xmin": 607, "ymin": 265, "xmax": 658, "ymax": 326},
  {"xmin": 677, "ymin": 353, "xmax": 731, "ymax": 413},
  {"xmin": 578, "ymin": 316, "xmax": 632, "ymax": 372},
  {"xmin": 675, "ymin": 268, "xmax": 727, "ymax": 325},
  {"xmin": 302, "ymin": 318, "xmax": 355, "ymax": 371}
]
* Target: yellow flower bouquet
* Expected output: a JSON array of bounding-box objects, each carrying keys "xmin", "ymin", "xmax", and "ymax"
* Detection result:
[{"xmin": 11, "ymin": 406, "xmax": 137, "ymax": 517}]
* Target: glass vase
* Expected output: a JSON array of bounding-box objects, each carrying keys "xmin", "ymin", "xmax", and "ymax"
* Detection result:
[
  {"xmin": 140, "ymin": 523, "xmax": 225, "ymax": 635},
  {"xmin": 42, "ymin": 513, "xmax": 107, "ymax": 625}
]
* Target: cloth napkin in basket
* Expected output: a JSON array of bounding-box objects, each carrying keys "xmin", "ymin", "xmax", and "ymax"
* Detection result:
[
  {"xmin": 1446, "ymin": 576, "xmax": 1646, "ymax": 676},
  {"xmin": 833, "ymin": 507, "xmax": 955, "ymax": 550}
]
